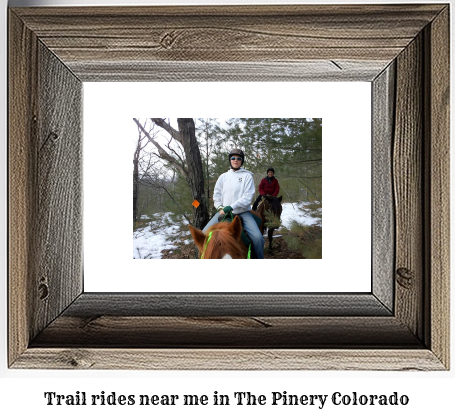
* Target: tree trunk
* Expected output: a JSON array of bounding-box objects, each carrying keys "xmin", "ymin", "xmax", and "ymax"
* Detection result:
[
  {"xmin": 133, "ymin": 159, "xmax": 139, "ymax": 224},
  {"xmin": 178, "ymin": 118, "xmax": 210, "ymax": 230},
  {"xmin": 206, "ymin": 132, "xmax": 210, "ymax": 205}
]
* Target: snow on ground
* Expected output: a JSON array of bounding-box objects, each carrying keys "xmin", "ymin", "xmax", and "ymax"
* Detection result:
[
  {"xmin": 133, "ymin": 212, "xmax": 190, "ymax": 259},
  {"xmin": 133, "ymin": 203, "xmax": 321, "ymax": 259},
  {"xmin": 280, "ymin": 202, "xmax": 321, "ymax": 228}
]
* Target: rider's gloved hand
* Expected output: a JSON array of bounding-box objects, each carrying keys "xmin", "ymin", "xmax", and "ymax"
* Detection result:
[{"xmin": 223, "ymin": 206, "xmax": 233, "ymax": 214}]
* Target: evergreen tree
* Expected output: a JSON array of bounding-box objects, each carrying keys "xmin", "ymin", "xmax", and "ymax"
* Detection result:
[{"xmin": 133, "ymin": 118, "xmax": 323, "ymax": 258}]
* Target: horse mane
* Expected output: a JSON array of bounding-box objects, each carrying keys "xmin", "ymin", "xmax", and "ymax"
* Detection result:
[
  {"xmin": 269, "ymin": 197, "xmax": 283, "ymax": 217},
  {"xmin": 258, "ymin": 196, "xmax": 282, "ymax": 217},
  {"xmin": 203, "ymin": 222, "xmax": 247, "ymax": 259},
  {"xmin": 257, "ymin": 196, "xmax": 283, "ymax": 235}
]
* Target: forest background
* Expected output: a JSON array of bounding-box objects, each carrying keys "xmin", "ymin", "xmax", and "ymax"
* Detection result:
[{"xmin": 133, "ymin": 118, "xmax": 322, "ymax": 259}]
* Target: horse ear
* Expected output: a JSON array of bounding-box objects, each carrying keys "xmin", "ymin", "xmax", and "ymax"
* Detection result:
[
  {"xmin": 188, "ymin": 225, "xmax": 206, "ymax": 252},
  {"xmin": 278, "ymin": 196, "xmax": 283, "ymax": 203},
  {"xmin": 228, "ymin": 215, "xmax": 242, "ymax": 240}
]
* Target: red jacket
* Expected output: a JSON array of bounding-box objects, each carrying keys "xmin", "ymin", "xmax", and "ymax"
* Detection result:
[{"xmin": 258, "ymin": 176, "xmax": 280, "ymax": 197}]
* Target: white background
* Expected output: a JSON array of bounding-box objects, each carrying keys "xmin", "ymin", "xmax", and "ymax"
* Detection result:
[
  {"xmin": 1, "ymin": 0, "xmax": 454, "ymax": 414},
  {"xmin": 84, "ymin": 82, "xmax": 371, "ymax": 292}
]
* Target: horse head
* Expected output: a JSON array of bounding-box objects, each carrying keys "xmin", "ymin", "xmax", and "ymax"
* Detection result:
[
  {"xmin": 260, "ymin": 196, "xmax": 283, "ymax": 225},
  {"xmin": 189, "ymin": 216, "xmax": 246, "ymax": 259},
  {"xmin": 266, "ymin": 195, "xmax": 283, "ymax": 219},
  {"xmin": 258, "ymin": 195, "xmax": 283, "ymax": 254}
]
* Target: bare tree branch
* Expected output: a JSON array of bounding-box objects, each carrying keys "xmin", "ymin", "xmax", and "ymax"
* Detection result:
[
  {"xmin": 150, "ymin": 118, "xmax": 183, "ymax": 145},
  {"xmin": 133, "ymin": 118, "xmax": 188, "ymax": 178},
  {"xmin": 297, "ymin": 179, "xmax": 319, "ymax": 199},
  {"xmin": 286, "ymin": 175, "xmax": 322, "ymax": 179},
  {"xmin": 165, "ymin": 140, "xmax": 187, "ymax": 169},
  {"xmin": 140, "ymin": 176, "xmax": 193, "ymax": 225},
  {"xmin": 278, "ymin": 158, "xmax": 322, "ymax": 164}
]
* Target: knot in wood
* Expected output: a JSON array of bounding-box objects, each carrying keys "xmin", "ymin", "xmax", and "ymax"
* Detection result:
[
  {"xmin": 160, "ymin": 31, "xmax": 180, "ymax": 49},
  {"xmin": 60, "ymin": 350, "xmax": 94, "ymax": 369},
  {"xmin": 396, "ymin": 267, "xmax": 414, "ymax": 289},
  {"xmin": 48, "ymin": 132, "xmax": 59, "ymax": 142},
  {"xmin": 38, "ymin": 282, "xmax": 49, "ymax": 300}
]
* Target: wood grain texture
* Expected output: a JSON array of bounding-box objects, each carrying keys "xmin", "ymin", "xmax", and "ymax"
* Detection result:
[
  {"xmin": 393, "ymin": 34, "xmax": 424, "ymax": 340},
  {"xmin": 11, "ymin": 5, "xmax": 445, "ymax": 82},
  {"xmin": 9, "ymin": 10, "xmax": 84, "ymax": 365},
  {"xmin": 31, "ymin": 316, "xmax": 421, "ymax": 348},
  {"xmin": 372, "ymin": 63, "xmax": 395, "ymax": 312},
  {"xmin": 33, "ymin": 42, "xmax": 83, "ymax": 338},
  {"xmin": 8, "ymin": 4, "xmax": 450, "ymax": 370},
  {"xmin": 426, "ymin": 6, "xmax": 450, "ymax": 368},
  {"xmin": 8, "ymin": 11, "xmax": 38, "ymax": 366},
  {"xmin": 62, "ymin": 293, "xmax": 392, "ymax": 317},
  {"xmin": 13, "ymin": 349, "xmax": 445, "ymax": 371},
  {"xmin": 70, "ymin": 61, "xmax": 387, "ymax": 82}
]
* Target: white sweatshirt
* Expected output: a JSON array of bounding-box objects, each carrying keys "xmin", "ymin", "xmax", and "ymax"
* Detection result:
[{"xmin": 213, "ymin": 168, "xmax": 255, "ymax": 214}]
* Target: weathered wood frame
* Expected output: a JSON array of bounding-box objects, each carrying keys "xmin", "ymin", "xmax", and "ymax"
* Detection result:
[{"xmin": 8, "ymin": 5, "xmax": 449, "ymax": 370}]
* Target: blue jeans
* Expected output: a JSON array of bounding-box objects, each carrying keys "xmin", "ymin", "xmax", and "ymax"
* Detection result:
[{"xmin": 202, "ymin": 211, "xmax": 265, "ymax": 259}]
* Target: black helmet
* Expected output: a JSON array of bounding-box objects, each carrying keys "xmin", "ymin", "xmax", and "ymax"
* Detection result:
[
  {"xmin": 267, "ymin": 167, "xmax": 275, "ymax": 174},
  {"xmin": 229, "ymin": 148, "xmax": 245, "ymax": 165}
]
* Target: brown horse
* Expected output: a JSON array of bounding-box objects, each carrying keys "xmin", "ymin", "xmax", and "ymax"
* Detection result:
[
  {"xmin": 257, "ymin": 195, "xmax": 283, "ymax": 254},
  {"xmin": 189, "ymin": 216, "xmax": 249, "ymax": 259}
]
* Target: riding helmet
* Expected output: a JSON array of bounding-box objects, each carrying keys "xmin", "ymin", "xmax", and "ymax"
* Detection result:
[{"xmin": 229, "ymin": 148, "xmax": 245, "ymax": 165}]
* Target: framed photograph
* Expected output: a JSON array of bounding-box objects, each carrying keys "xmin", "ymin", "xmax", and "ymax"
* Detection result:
[
  {"xmin": 8, "ymin": 4, "xmax": 449, "ymax": 370},
  {"xmin": 83, "ymin": 84, "xmax": 368, "ymax": 292}
]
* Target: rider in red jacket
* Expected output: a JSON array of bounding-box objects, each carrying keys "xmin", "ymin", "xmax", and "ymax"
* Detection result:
[{"xmin": 252, "ymin": 167, "xmax": 280, "ymax": 211}]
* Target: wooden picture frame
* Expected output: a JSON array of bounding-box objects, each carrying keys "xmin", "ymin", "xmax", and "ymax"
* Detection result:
[{"xmin": 8, "ymin": 4, "xmax": 449, "ymax": 370}]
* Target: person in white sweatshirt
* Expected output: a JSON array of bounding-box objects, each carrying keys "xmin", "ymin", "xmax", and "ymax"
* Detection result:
[{"xmin": 202, "ymin": 148, "xmax": 265, "ymax": 259}]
